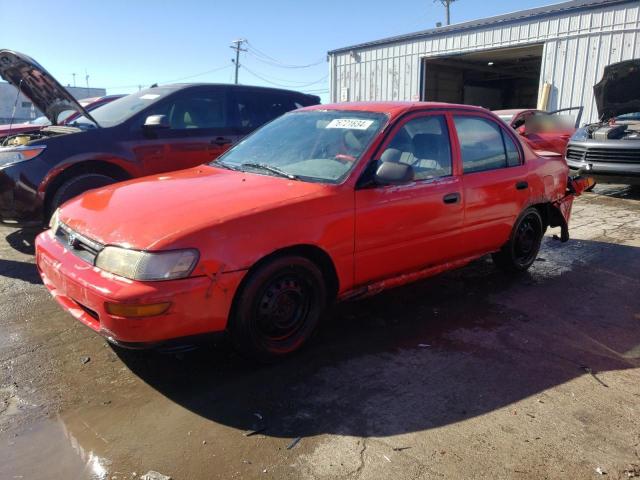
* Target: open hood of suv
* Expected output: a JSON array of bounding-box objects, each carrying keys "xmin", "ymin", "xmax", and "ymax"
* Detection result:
[
  {"xmin": 0, "ymin": 49, "xmax": 99, "ymax": 127},
  {"xmin": 594, "ymin": 59, "xmax": 640, "ymax": 121}
]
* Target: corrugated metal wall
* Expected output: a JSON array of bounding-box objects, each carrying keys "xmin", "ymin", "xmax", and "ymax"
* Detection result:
[{"xmin": 329, "ymin": 1, "xmax": 639, "ymax": 123}]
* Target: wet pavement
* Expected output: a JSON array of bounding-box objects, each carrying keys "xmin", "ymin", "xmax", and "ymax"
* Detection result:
[{"xmin": 1, "ymin": 185, "xmax": 639, "ymax": 480}]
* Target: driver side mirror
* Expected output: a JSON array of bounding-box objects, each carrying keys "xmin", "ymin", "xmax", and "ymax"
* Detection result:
[
  {"xmin": 374, "ymin": 161, "xmax": 414, "ymax": 186},
  {"xmin": 143, "ymin": 114, "xmax": 170, "ymax": 129}
]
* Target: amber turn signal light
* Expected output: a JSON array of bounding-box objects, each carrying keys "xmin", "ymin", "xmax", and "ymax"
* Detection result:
[{"xmin": 105, "ymin": 302, "xmax": 171, "ymax": 318}]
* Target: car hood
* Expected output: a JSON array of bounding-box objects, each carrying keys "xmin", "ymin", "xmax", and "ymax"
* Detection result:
[
  {"xmin": 0, "ymin": 49, "xmax": 98, "ymax": 126},
  {"xmin": 59, "ymin": 166, "xmax": 334, "ymax": 250},
  {"xmin": 594, "ymin": 59, "xmax": 640, "ymax": 120}
]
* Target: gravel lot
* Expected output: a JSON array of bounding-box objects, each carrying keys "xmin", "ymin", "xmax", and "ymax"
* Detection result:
[{"xmin": 1, "ymin": 186, "xmax": 639, "ymax": 480}]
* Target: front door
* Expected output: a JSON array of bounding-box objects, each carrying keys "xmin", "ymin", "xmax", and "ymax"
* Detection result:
[
  {"xmin": 354, "ymin": 113, "xmax": 464, "ymax": 285},
  {"xmin": 131, "ymin": 87, "xmax": 240, "ymax": 175}
]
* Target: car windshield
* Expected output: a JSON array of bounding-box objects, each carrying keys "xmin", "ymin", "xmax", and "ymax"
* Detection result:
[
  {"xmin": 213, "ymin": 110, "xmax": 388, "ymax": 183},
  {"xmin": 68, "ymin": 88, "xmax": 174, "ymax": 128}
]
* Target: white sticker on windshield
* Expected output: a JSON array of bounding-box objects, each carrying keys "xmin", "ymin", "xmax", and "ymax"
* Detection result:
[
  {"xmin": 140, "ymin": 94, "xmax": 160, "ymax": 100},
  {"xmin": 326, "ymin": 118, "xmax": 374, "ymax": 130}
]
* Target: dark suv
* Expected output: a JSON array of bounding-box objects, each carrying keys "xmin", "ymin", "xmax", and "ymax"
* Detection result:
[{"xmin": 0, "ymin": 50, "xmax": 320, "ymax": 226}]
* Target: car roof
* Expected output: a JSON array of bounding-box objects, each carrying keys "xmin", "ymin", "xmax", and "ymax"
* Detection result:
[
  {"xmin": 300, "ymin": 101, "xmax": 490, "ymax": 118},
  {"xmin": 157, "ymin": 83, "xmax": 319, "ymax": 98}
]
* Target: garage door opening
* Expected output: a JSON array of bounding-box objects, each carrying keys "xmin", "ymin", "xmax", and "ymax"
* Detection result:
[{"xmin": 421, "ymin": 44, "xmax": 543, "ymax": 110}]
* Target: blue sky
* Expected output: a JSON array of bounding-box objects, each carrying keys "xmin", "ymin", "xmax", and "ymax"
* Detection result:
[{"xmin": 1, "ymin": 0, "xmax": 559, "ymax": 102}]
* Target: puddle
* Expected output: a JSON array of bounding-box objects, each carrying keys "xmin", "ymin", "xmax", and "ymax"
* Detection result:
[{"xmin": 0, "ymin": 415, "xmax": 115, "ymax": 480}]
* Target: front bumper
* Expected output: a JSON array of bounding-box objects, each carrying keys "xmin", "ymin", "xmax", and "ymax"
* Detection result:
[
  {"xmin": 35, "ymin": 229, "xmax": 245, "ymax": 345},
  {"xmin": 566, "ymin": 140, "xmax": 640, "ymax": 185}
]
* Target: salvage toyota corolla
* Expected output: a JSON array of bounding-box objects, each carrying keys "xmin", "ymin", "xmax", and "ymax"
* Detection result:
[{"xmin": 35, "ymin": 102, "xmax": 592, "ymax": 360}]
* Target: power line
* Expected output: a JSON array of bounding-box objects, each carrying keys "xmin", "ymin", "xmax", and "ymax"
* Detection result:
[
  {"xmin": 245, "ymin": 41, "xmax": 325, "ymax": 69},
  {"xmin": 241, "ymin": 65, "xmax": 328, "ymax": 89},
  {"xmin": 103, "ymin": 64, "xmax": 233, "ymax": 90}
]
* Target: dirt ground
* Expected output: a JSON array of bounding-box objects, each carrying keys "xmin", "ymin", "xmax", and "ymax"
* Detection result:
[{"xmin": 1, "ymin": 185, "xmax": 639, "ymax": 480}]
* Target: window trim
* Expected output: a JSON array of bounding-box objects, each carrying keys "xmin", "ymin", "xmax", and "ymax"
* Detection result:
[{"xmin": 451, "ymin": 112, "xmax": 524, "ymax": 175}]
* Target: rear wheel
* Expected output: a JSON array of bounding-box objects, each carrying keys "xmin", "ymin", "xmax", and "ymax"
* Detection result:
[
  {"xmin": 49, "ymin": 173, "xmax": 117, "ymax": 217},
  {"xmin": 229, "ymin": 255, "xmax": 327, "ymax": 362},
  {"xmin": 492, "ymin": 207, "xmax": 544, "ymax": 273}
]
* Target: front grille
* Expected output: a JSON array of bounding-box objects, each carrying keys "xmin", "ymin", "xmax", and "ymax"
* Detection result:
[
  {"xmin": 567, "ymin": 146, "xmax": 640, "ymax": 164},
  {"xmin": 54, "ymin": 223, "xmax": 104, "ymax": 264}
]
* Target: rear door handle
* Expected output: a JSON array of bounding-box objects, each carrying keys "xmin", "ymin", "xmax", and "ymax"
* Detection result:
[
  {"xmin": 212, "ymin": 137, "xmax": 232, "ymax": 146},
  {"xmin": 516, "ymin": 181, "xmax": 529, "ymax": 190},
  {"xmin": 443, "ymin": 192, "xmax": 460, "ymax": 204}
]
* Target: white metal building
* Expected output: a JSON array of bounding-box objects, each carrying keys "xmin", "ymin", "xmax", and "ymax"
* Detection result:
[
  {"xmin": 0, "ymin": 82, "xmax": 106, "ymax": 124},
  {"xmin": 328, "ymin": 0, "xmax": 640, "ymax": 124}
]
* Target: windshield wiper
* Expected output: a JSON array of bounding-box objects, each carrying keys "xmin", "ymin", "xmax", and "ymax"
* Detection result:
[
  {"xmin": 213, "ymin": 160, "xmax": 242, "ymax": 171},
  {"xmin": 241, "ymin": 162, "xmax": 298, "ymax": 180}
]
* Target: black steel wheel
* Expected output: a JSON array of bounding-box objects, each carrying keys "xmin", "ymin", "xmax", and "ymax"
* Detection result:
[
  {"xmin": 229, "ymin": 255, "xmax": 327, "ymax": 361},
  {"xmin": 492, "ymin": 207, "xmax": 544, "ymax": 273}
]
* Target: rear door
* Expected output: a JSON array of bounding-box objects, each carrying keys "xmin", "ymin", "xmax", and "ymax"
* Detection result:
[
  {"xmin": 354, "ymin": 112, "xmax": 465, "ymax": 284},
  {"xmin": 130, "ymin": 87, "xmax": 240, "ymax": 174},
  {"xmin": 452, "ymin": 113, "xmax": 530, "ymax": 256}
]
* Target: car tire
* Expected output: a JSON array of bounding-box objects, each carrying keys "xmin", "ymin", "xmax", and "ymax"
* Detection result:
[
  {"xmin": 49, "ymin": 173, "xmax": 117, "ymax": 216},
  {"xmin": 492, "ymin": 207, "xmax": 544, "ymax": 273},
  {"xmin": 229, "ymin": 255, "xmax": 327, "ymax": 362}
]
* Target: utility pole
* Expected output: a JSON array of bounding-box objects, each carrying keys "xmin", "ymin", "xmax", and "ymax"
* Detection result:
[
  {"xmin": 434, "ymin": 0, "xmax": 457, "ymax": 25},
  {"xmin": 230, "ymin": 39, "xmax": 247, "ymax": 84},
  {"xmin": 72, "ymin": 73, "xmax": 76, "ymax": 87},
  {"xmin": 85, "ymin": 69, "xmax": 90, "ymax": 96}
]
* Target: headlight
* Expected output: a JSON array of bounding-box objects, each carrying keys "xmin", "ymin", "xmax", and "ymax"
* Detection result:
[
  {"xmin": 48, "ymin": 208, "xmax": 60, "ymax": 231},
  {"xmin": 569, "ymin": 127, "xmax": 589, "ymax": 142},
  {"xmin": 0, "ymin": 145, "xmax": 46, "ymax": 169},
  {"xmin": 95, "ymin": 246, "xmax": 199, "ymax": 281}
]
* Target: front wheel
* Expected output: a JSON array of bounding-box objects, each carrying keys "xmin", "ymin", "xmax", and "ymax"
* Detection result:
[
  {"xmin": 49, "ymin": 173, "xmax": 117, "ymax": 216},
  {"xmin": 229, "ymin": 255, "xmax": 327, "ymax": 362},
  {"xmin": 492, "ymin": 207, "xmax": 544, "ymax": 273}
]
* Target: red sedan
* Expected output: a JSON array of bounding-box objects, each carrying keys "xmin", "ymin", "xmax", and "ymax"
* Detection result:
[{"xmin": 35, "ymin": 102, "xmax": 592, "ymax": 360}]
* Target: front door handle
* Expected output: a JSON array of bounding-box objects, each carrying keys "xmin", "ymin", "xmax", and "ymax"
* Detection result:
[
  {"xmin": 516, "ymin": 181, "xmax": 529, "ymax": 190},
  {"xmin": 212, "ymin": 137, "xmax": 232, "ymax": 146},
  {"xmin": 443, "ymin": 192, "xmax": 460, "ymax": 204}
]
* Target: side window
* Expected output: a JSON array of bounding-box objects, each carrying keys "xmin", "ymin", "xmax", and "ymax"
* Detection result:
[
  {"xmin": 166, "ymin": 90, "xmax": 227, "ymax": 130},
  {"xmin": 379, "ymin": 115, "xmax": 452, "ymax": 181},
  {"xmin": 503, "ymin": 130, "xmax": 521, "ymax": 166},
  {"xmin": 454, "ymin": 116, "xmax": 518, "ymax": 173},
  {"xmin": 231, "ymin": 91, "xmax": 301, "ymax": 132},
  {"xmin": 232, "ymin": 90, "xmax": 267, "ymax": 132},
  {"xmin": 261, "ymin": 93, "xmax": 297, "ymax": 121}
]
